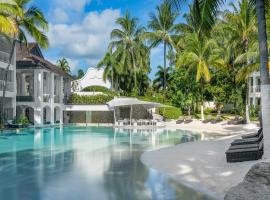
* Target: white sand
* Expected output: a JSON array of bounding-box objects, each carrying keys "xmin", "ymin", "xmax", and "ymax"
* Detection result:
[{"xmin": 141, "ymin": 121, "xmax": 269, "ymax": 200}]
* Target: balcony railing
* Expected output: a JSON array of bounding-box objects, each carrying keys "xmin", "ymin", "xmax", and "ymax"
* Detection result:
[
  {"xmin": 43, "ymin": 94, "xmax": 50, "ymax": 102},
  {"xmin": 16, "ymin": 96, "xmax": 34, "ymax": 102},
  {"xmin": 255, "ymin": 86, "xmax": 261, "ymax": 92},
  {"xmin": 0, "ymin": 80, "xmax": 14, "ymax": 92},
  {"xmin": 0, "ymin": 51, "xmax": 14, "ymax": 65}
]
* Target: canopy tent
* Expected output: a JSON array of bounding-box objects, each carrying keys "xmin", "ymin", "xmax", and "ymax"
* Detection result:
[
  {"xmin": 107, "ymin": 97, "xmax": 167, "ymax": 125},
  {"xmin": 107, "ymin": 97, "xmax": 164, "ymax": 109}
]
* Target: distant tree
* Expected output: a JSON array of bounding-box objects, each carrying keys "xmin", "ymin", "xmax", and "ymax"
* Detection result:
[
  {"xmin": 57, "ymin": 58, "xmax": 71, "ymax": 74},
  {"xmin": 77, "ymin": 69, "xmax": 85, "ymax": 79}
]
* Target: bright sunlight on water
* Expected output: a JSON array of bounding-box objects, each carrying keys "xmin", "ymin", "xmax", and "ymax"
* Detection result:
[{"xmin": 0, "ymin": 126, "xmax": 214, "ymax": 200}]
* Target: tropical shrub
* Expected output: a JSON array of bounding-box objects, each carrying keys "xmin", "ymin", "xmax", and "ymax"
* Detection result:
[
  {"xmin": 82, "ymin": 86, "xmax": 118, "ymax": 96},
  {"xmin": 158, "ymin": 107, "xmax": 182, "ymax": 119},
  {"xmin": 16, "ymin": 115, "xmax": 30, "ymax": 125},
  {"xmin": 68, "ymin": 93, "xmax": 113, "ymax": 105}
]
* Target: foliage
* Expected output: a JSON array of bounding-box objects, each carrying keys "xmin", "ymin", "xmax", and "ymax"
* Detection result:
[
  {"xmin": 157, "ymin": 107, "xmax": 182, "ymax": 119},
  {"xmin": 77, "ymin": 69, "xmax": 85, "ymax": 79},
  {"xmin": 16, "ymin": 115, "xmax": 30, "ymax": 125},
  {"xmin": 82, "ymin": 86, "xmax": 118, "ymax": 96},
  {"xmin": 57, "ymin": 58, "xmax": 71, "ymax": 74},
  {"xmin": 68, "ymin": 93, "xmax": 114, "ymax": 105}
]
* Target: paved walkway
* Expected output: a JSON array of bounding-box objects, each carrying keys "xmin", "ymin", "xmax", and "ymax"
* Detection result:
[{"xmin": 141, "ymin": 121, "xmax": 268, "ymax": 200}]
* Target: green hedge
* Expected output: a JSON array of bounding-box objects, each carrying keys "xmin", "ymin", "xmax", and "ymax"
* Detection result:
[
  {"xmin": 158, "ymin": 106, "xmax": 181, "ymax": 120},
  {"xmin": 68, "ymin": 93, "xmax": 113, "ymax": 105},
  {"xmin": 82, "ymin": 85, "xmax": 118, "ymax": 96}
]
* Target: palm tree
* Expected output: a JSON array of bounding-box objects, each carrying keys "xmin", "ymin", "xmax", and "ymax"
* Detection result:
[
  {"xmin": 176, "ymin": 33, "xmax": 221, "ymax": 120},
  {"xmin": 147, "ymin": 2, "xmax": 177, "ymax": 93},
  {"xmin": 0, "ymin": 2, "xmax": 17, "ymax": 36},
  {"xmin": 0, "ymin": 0, "xmax": 49, "ymax": 124},
  {"xmin": 77, "ymin": 69, "xmax": 85, "ymax": 79},
  {"xmin": 153, "ymin": 65, "xmax": 172, "ymax": 91},
  {"xmin": 223, "ymin": 0, "xmax": 257, "ymax": 123},
  {"xmin": 57, "ymin": 58, "xmax": 71, "ymax": 74},
  {"xmin": 110, "ymin": 11, "xmax": 148, "ymax": 93},
  {"xmin": 97, "ymin": 48, "xmax": 117, "ymax": 91}
]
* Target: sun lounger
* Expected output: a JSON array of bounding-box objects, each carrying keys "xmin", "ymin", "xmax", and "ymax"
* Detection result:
[
  {"xmin": 176, "ymin": 117, "xmax": 185, "ymax": 124},
  {"xmin": 229, "ymin": 140, "xmax": 263, "ymax": 151},
  {"xmin": 227, "ymin": 116, "xmax": 245, "ymax": 125},
  {"xmin": 184, "ymin": 116, "xmax": 193, "ymax": 124},
  {"xmin": 231, "ymin": 130, "xmax": 263, "ymax": 146},
  {"xmin": 226, "ymin": 141, "xmax": 264, "ymax": 163},
  {"xmin": 211, "ymin": 116, "xmax": 223, "ymax": 124},
  {"xmin": 202, "ymin": 115, "xmax": 211, "ymax": 123},
  {"xmin": 242, "ymin": 128, "xmax": 262, "ymax": 139}
]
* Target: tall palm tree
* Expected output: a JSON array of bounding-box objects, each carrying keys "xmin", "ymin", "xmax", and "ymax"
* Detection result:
[
  {"xmin": 176, "ymin": 33, "xmax": 222, "ymax": 120},
  {"xmin": 97, "ymin": 48, "xmax": 118, "ymax": 91},
  {"xmin": 110, "ymin": 11, "xmax": 148, "ymax": 93},
  {"xmin": 147, "ymin": 2, "xmax": 177, "ymax": 93},
  {"xmin": 153, "ymin": 65, "xmax": 172, "ymax": 91},
  {"xmin": 57, "ymin": 58, "xmax": 71, "ymax": 74},
  {"xmin": 0, "ymin": 0, "xmax": 49, "ymax": 124},
  {"xmin": 222, "ymin": 0, "xmax": 257, "ymax": 123}
]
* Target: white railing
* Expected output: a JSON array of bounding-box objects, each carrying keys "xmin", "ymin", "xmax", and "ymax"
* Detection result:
[
  {"xmin": 0, "ymin": 80, "xmax": 14, "ymax": 92},
  {"xmin": 0, "ymin": 51, "xmax": 14, "ymax": 65}
]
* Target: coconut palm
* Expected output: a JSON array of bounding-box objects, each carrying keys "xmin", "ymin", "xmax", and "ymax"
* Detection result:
[
  {"xmin": 153, "ymin": 65, "xmax": 172, "ymax": 91},
  {"xmin": 57, "ymin": 58, "xmax": 71, "ymax": 74},
  {"xmin": 147, "ymin": 2, "xmax": 177, "ymax": 93},
  {"xmin": 110, "ymin": 11, "xmax": 148, "ymax": 93},
  {"xmin": 0, "ymin": 1, "xmax": 17, "ymax": 36},
  {"xmin": 176, "ymin": 33, "xmax": 222, "ymax": 120},
  {"xmin": 222, "ymin": 0, "xmax": 257, "ymax": 123},
  {"xmin": 0, "ymin": 0, "xmax": 49, "ymax": 124}
]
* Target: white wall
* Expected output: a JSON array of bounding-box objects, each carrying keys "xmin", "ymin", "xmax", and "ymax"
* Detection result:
[{"xmin": 72, "ymin": 67, "xmax": 111, "ymax": 92}]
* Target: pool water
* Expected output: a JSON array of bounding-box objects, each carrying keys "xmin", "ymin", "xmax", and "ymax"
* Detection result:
[{"xmin": 0, "ymin": 126, "xmax": 213, "ymax": 200}]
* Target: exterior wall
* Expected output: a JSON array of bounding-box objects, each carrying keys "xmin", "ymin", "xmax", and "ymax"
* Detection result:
[
  {"xmin": 69, "ymin": 111, "xmax": 113, "ymax": 123},
  {"xmin": 248, "ymin": 71, "xmax": 261, "ymax": 107},
  {"xmin": 72, "ymin": 67, "xmax": 111, "ymax": 92},
  {"xmin": 0, "ymin": 37, "xmax": 17, "ymax": 120}
]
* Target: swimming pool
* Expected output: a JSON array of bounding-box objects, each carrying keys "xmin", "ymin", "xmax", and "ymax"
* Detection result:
[{"xmin": 0, "ymin": 126, "xmax": 213, "ymax": 200}]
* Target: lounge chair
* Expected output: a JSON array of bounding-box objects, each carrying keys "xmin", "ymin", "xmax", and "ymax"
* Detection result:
[
  {"xmin": 176, "ymin": 117, "xmax": 185, "ymax": 124},
  {"xmin": 231, "ymin": 130, "xmax": 263, "ymax": 146},
  {"xmin": 227, "ymin": 116, "xmax": 245, "ymax": 125},
  {"xmin": 242, "ymin": 128, "xmax": 262, "ymax": 139},
  {"xmin": 211, "ymin": 116, "xmax": 223, "ymax": 124},
  {"xmin": 184, "ymin": 116, "xmax": 193, "ymax": 124},
  {"xmin": 226, "ymin": 141, "xmax": 264, "ymax": 163}
]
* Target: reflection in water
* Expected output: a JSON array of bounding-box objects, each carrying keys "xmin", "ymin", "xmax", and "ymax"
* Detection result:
[{"xmin": 0, "ymin": 127, "xmax": 213, "ymax": 200}]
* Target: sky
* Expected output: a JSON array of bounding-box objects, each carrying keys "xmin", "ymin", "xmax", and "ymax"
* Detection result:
[{"xmin": 31, "ymin": 0, "xmax": 232, "ymax": 79}]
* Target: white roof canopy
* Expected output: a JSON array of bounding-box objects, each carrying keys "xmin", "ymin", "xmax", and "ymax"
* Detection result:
[{"xmin": 107, "ymin": 97, "xmax": 165, "ymax": 109}]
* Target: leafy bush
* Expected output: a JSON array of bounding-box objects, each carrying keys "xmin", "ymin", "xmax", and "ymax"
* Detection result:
[
  {"xmin": 158, "ymin": 106, "xmax": 181, "ymax": 120},
  {"xmin": 68, "ymin": 93, "xmax": 113, "ymax": 105},
  {"xmin": 82, "ymin": 85, "xmax": 118, "ymax": 96},
  {"xmin": 16, "ymin": 115, "xmax": 30, "ymax": 125}
]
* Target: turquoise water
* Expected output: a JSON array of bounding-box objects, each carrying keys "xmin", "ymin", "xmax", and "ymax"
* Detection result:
[{"xmin": 0, "ymin": 126, "xmax": 213, "ymax": 200}]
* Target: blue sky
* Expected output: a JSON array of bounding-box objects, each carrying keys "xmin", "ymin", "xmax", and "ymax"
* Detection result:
[
  {"xmin": 32, "ymin": 0, "xmax": 233, "ymax": 79},
  {"xmin": 30, "ymin": 0, "xmax": 192, "ymax": 79}
]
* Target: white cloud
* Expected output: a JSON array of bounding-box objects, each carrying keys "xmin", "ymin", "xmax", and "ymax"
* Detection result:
[{"xmin": 48, "ymin": 9, "xmax": 120, "ymax": 72}]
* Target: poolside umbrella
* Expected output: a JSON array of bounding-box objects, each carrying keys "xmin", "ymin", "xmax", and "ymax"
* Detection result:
[{"xmin": 107, "ymin": 97, "xmax": 165, "ymax": 125}]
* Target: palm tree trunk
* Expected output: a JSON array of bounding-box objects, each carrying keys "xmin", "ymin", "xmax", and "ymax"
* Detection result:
[
  {"xmin": 163, "ymin": 41, "xmax": 167, "ymax": 97},
  {"xmin": 200, "ymin": 83, "xmax": 204, "ymax": 120},
  {"xmin": 111, "ymin": 67, "xmax": 114, "ymax": 91},
  {"xmin": 0, "ymin": 39, "xmax": 16, "ymax": 125},
  {"xmin": 131, "ymin": 51, "xmax": 137, "ymax": 93},
  {"xmin": 256, "ymin": 0, "xmax": 270, "ymax": 154}
]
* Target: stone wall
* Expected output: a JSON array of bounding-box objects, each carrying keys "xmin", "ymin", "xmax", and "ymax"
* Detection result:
[
  {"xmin": 115, "ymin": 105, "xmax": 151, "ymax": 120},
  {"xmin": 69, "ymin": 111, "xmax": 113, "ymax": 123}
]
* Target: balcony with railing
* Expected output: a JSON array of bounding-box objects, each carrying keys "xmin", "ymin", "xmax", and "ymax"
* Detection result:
[
  {"xmin": 43, "ymin": 94, "xmax": 50, "ymax": 102},
  {"xmin": 16, "ymin": 95, "xmax": 34, "ymax": 102},
  {"xmin": 54, "ymin": 95, "xmax": 60, "ymax": 103},
  {"xmin": 255, "ymin": 86, "xmax": 261, "ymax": 93},
  {"xmin": 0, "ymin": 80, "xmax": 14, "ymax": 92},
  {"xmin": 0, "ymin": 51, "xmax": 14, "ymax": 65}
]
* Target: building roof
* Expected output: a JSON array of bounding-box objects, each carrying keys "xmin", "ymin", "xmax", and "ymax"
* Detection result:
[{"xmin": 16, "ymin": 43, "xmax": 73, "ymax": 79}]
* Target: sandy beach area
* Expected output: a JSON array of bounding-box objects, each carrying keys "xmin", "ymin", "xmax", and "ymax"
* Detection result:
[{"xmin": 141, "ymin": 120, "xmax": 268, "ymax": 199}]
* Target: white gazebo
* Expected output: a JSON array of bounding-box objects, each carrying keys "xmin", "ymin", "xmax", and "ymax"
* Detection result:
[{"xmin": 107, "ymin": 97, "xmax": 165, "ymax": 127}]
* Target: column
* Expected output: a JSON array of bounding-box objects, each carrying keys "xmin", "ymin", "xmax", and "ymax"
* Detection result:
[
  {"xmin": 34, "ymin": 107, "xmax": 43, "ymax": 126},
  {"xmin": 59, "ymin": 109, "xmax": 63, "ymax": 124},
  {"xmin": 34, "ymin": 70, "xmax": 43, "ymax": 103},
  {"xmin": 50, "ymin": 73, "xmax": 55, "ymax": 124},
  {"xmin": 21, "ymin": 74, "xmax": 26, "ymax": 96},
  {"xmin": 59, "ymin": 76, "xmax": 64, "ymax": 104}
]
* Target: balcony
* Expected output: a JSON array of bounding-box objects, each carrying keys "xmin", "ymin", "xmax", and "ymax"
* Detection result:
[
  {"xmin": 16, "ymin": 96, "xmax": 34, "ymax": 102},
  {"xmin": 0, "ymin": 80, "xmax": 14, "ymax": 92},
  {"xmin": 43, "ymin": 94, "xmax": 50, "ymax": 102},
  {"xmin": 0, "ymin": 51, "xmax": 14, "ymax": 65},
  {"xmin": 54, "ymin": 95, "xmax": 60, "ymax": 103},
  {"xmin": 255, "ymin": 86, "xmax": 261, "ymax": 92}
]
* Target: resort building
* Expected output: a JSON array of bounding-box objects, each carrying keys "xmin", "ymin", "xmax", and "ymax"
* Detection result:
[
  {"xmin": 72, "ymin": 67, "xmax": 111, "ymax": 92},
  {"xmin": 0, "ymin": 37, "xmax": 17, "ymax": 121},
  {"xmin": 16, "ymin": 43, "xmax": 73, "ymax": 126},
  {"xmin": 248, "ymin": 72, "xmax": 261, "ymax": 107}
]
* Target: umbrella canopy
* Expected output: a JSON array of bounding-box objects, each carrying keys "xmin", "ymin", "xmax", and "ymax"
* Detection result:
[{"xmin": 107, "ymin": 97, "xmax": 164, "ymax": 109}]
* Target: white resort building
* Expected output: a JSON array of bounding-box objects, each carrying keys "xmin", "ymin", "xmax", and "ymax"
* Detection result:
[
  {"xmin": 0, "ymin": 37, "xmax": 73, "ymax": 126},
  {"xmin": 249, "ymin": 72, "xmax": 261, "ymax": 107}
]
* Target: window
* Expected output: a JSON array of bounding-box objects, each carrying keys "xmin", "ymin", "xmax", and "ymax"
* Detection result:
[
  {"xmin": 250, "ymin": 98, "xmax": 253, "ymax": 105},
  {"xmin": 257, "ymin": 98, "xmax": 261, "ymax": 106}
]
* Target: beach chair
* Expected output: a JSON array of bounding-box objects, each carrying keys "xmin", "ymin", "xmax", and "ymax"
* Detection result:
[
  {"xmin": 241, "ymin": 128, "xmax": 262, "ymax": 139},
  {"xmin": 202, "ymin": 115, "xmax": 211, "ymax": 123},
  {"xmin": 184, "ymin": 116, "xmax": 193, "ymax": 124},
  {"xmin": 226, "ymin": 141, "xmax": 264, "ymax": 163},
  {"xmin": 211, "ymin": 116, "xmax": 222, "ymax": 124},
  {"xmin": 231, "ymin": 130, "xmax": 263, "ymax": 146},
  {"xmin": 176, "ymin": 117, "xmax": 185, "ymax": 124}
]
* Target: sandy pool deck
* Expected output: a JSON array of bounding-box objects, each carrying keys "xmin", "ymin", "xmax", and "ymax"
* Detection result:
[{"xmin": 141, "ymin": 121, "xmax": 269, "ymax": 200}]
